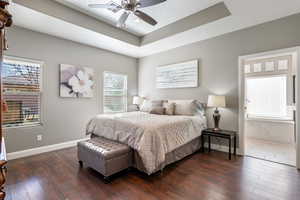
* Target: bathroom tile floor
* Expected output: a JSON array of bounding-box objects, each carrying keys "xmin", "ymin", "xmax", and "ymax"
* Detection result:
[{"xmin": 246, "ymin": 137, "xmax": 296, "ymax": 166}]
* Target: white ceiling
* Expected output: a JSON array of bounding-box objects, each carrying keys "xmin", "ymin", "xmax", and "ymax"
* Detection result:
[
  {"xmin": 54, "ymin": 0, "xmax": 222, "ymax": 36},
  {"xmin": 10, "ymin": 0, "xmax": 300, "ymax": 58}
]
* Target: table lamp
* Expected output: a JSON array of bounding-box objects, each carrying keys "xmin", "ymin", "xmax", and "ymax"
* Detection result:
[
  {"xmin": 207, "ymin": 95, "xmax": 226, "ymax": 131},
  {"xmin": 133, "ymin": 96, "xmax": 144, "ymax": 110}
]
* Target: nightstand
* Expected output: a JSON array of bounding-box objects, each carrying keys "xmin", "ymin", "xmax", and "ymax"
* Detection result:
[{"xmin": 201, "ymin": 128, "xmax": 237, "ymax": 160}]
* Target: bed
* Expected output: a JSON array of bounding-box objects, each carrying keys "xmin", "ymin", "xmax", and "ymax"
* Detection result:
[{"xmin": 86, "ymin": 107, "xmax": 207, "ymax": 175}]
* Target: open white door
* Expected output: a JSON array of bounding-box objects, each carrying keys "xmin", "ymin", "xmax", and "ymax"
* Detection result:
[{"xmin": 239, "ymin": 47, "xmax": 300, "ymax": 169}]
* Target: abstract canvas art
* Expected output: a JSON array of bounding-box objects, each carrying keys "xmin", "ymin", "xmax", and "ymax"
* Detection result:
[
  {"xmin": 156, "ymin": 60, "xmax": 198, "ymax": 89},
  {"xmin": 60, "ymin": 64, "xmax": 94, "ymax": 98}
]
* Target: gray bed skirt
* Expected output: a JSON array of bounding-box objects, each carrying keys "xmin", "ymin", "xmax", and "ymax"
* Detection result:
[
  {"xmin": 91, "ymin": 134, "xmax": 201, "ymax": 175},
  {"xmin": 133, "ymin": 137, "xmax": 201, "ymax": 174}
]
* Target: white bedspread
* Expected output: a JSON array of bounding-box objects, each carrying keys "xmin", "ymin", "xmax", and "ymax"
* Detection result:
[{"xmin": 86, "ymin": 111, "xmax": 207, "ymax": 174}]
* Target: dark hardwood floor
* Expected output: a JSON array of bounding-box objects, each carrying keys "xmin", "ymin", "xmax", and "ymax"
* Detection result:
[{"xmin": 5, "ymin": 147, "xmax": 300, "ymax": 200}]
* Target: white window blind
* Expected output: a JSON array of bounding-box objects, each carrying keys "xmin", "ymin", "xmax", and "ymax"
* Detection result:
[
  {"xmin": 103, "ymin": 72, "xmax": 127, "ymax": 113},
  {"xmin": 246, "ymin": 75, "xmax": 292, "ymax": 120},
  {"xmin": 2, "ymin": 57, "xmax": 42, "ymax": 127}
]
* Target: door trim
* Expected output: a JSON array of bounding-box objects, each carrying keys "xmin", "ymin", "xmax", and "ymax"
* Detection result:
[{"xmin": 238, "ymin": 47, "xmax": 300, "ymax": 168}]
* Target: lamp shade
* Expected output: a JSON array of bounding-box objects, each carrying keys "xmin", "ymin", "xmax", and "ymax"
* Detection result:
[
  {"xmin": 207, "ymin": 95, "xmax": 226, "ymax": 108},
  {"xmin": 133, "ymin": 96, "xmax": 144, "ymax": 105}
]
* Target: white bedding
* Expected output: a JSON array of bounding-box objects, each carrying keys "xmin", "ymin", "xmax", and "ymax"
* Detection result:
[{"xmin": 86, "ymin": 111, "xmax": 207, "ymax": 174}]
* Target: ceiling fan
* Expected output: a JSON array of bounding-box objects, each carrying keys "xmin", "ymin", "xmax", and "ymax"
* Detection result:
[{"xmin": 88, "ymin": 0, "xmax": 167, "ymax": 27}]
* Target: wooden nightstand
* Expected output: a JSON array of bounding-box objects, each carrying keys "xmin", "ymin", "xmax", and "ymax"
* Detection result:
[{"xmin": 201, "ymin": 128, "xmax": 237, "ymax": 160}]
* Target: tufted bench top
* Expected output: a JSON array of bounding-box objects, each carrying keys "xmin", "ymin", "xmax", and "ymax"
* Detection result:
[{"xmin": 78, "ymin": 137, "xmax": 131, "ymax": 160}]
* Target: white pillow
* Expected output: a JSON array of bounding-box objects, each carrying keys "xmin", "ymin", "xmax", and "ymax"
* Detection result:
[
  {"xmin": 168, "ymin": 100, "xmax": 196, "ymax": 116},
  {"xmin": 163, "ymin": 102, "xmax": 175, "ymax": 115}
]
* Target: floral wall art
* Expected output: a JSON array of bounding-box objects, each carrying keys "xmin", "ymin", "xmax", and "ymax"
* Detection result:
[{"xmin": 60, "ymin": 64, "xmax": 94, "ymax": 98}]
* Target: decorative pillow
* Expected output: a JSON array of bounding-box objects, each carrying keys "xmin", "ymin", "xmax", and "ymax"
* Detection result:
[
  {"xmin": 149, "ymin": 107, "xmax": 165, "ymax": 115},
  {"xmin": 163, "ymin": 102, "xmax": 175, "ymax": 115},
  {"xmin": 140, "ymin": 100, "xmax": 164, "ymax": 112},
  {"xmin": 151, "ymin": 100, "xmax": 164, "ymax": 107},
  {"xmin": 194, "ymin": 100, "xmax": 206, "ymax": 116},
  {"xmin": 168, "ymin": 100, "xmax": 197, "ymax": 116}
]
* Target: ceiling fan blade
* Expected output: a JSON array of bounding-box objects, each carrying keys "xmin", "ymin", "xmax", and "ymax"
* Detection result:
[
  {"xmin": 88, "ymin": 4, "xmax": 112, "ymax": 8},
  {"xmin": 89, "ymin": 1, "xmax": 122, "ymax": 13},
  {"xmin": 134, "ymin": 10, "xmax": 157, "ymax": 26},
  {"xmin": 138, "ymin": 0, "xmax": 166, "ymax": 8},
  {"xmin": 117, "ymin": 12, "xmax": 130, "ymax": 27}
]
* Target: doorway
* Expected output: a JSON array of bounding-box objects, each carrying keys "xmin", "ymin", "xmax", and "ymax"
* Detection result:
[{"xmin": 239, "ymin": 48, "xmax": 300, "ymax": 167}]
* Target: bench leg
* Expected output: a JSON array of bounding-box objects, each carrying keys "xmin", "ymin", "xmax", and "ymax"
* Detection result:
[{"xmin": 78, "ymin": 161, "xmax": 83, "ymax": 168}]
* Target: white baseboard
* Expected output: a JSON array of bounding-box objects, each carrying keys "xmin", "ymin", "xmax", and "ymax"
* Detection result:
[
  {"xmin": 7, "ymin": 137, "xmax": 90, "ymax": 160},
  {"xmin": 7, "ymin": 138, "xmax": 241, "ymax": 161}
]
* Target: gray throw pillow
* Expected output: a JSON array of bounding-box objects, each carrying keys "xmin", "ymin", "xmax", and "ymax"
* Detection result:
[
  {"xmin": 149, "ymin": 107, "xmax": 165, "ymax": 115},
  {"xmin": 151, "ymin": 100, "xmax": 163, "ymax": 107}
]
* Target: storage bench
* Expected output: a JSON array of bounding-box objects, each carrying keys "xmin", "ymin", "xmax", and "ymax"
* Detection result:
[{"xmin": 78, "ymin": 137, "xmax": 132, "ymax": 180}]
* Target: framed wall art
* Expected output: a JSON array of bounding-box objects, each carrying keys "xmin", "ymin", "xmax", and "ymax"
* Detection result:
[
  {"xmin": 60, "ymin": 64, "xmax": 94, "ymax": 98},
  {"xmin": 156, "ymin": 60, "xmax": 198, "ymax": 89}
]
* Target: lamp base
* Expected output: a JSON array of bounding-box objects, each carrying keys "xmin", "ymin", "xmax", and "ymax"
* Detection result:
[
  {"xmin": 213, "ymin": 108, "xmax": 221, "ymax": 131},
  {"xmin": 135, "ymin": 105, "xmax": 140, "ymax": 111}
]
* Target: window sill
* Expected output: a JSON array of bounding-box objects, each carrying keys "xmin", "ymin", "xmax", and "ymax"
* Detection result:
[
  {"xmin": 246, "ymin": 117, "xmax": 294, "ymax": 124},
  {"xmin": 3, "ymin": 123, "xmax": 43, "ymax": 130}
]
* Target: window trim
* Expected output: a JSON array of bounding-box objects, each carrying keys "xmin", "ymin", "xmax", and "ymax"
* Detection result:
[
  {"xmin": 103, "ymin": 71, "xmax": 128, "ymax": 114},
  {"xmin": 245, "ymin": 73, "xmax": 292, "ymax": 121},
  {"xmin": 3, "ymin": 55, "xmax": 44, "ymax": 129}
]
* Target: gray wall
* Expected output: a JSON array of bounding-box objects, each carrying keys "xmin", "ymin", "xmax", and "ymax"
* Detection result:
[
  {"xmin": 5, "ymin": 26, "xmax": 138, "ymax": 153},
  {"xmin": 139, "ymin": 13, "xmax": 300, "ymax": 134}
]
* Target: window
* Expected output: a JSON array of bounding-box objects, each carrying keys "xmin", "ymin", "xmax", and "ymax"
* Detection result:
[
  {"xmin": 103, "ymin": 72, "xmax": 127, "ymax": 113},
  {"xmin": 246, "ymin": 75, "xmax": 292, "ymax": 120},
  {"xmin": 2, "ymin": 57, "xmax": 42, "ymax": 127}
]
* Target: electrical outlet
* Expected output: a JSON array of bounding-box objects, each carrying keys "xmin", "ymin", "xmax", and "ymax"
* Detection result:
[{"xmin": 37, "ymin": 135, "xmax": 42, "ymax": 141}]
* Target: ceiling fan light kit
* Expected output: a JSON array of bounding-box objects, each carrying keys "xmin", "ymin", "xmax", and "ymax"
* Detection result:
[{"xmin": 88, "ymin": 0, "xmax": 167, "ymax": 28}]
